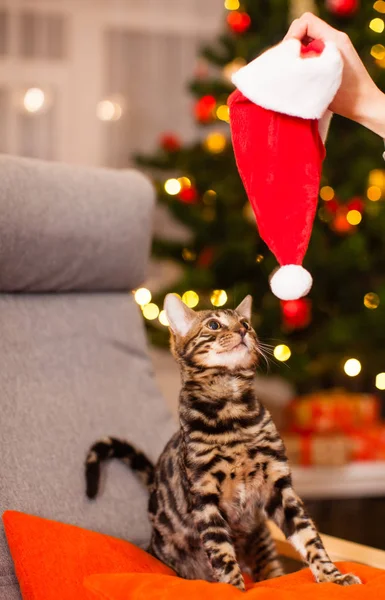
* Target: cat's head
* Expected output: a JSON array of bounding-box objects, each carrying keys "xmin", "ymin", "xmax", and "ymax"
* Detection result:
[{"xmin": 164, "ymin": 294, "xmax": 259, "ymax": 370}]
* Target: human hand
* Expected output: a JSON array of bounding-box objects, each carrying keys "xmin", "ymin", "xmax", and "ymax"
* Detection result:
[{"xmin": 285, "ymin": 12, "xmax": 385, "ymax": 137}]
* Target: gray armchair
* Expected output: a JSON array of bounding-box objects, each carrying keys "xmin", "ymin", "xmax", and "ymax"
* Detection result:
[{"xmin": 0, "ymin": 156, "xmax": 175, "ymax": 599}]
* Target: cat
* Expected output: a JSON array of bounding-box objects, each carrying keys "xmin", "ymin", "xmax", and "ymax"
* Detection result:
[{"xmin": 85, "ymin": 294, "xmax": 360, "ymax": 590}]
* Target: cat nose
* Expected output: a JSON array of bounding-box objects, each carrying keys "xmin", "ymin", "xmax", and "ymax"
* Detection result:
[{"xmin": 239, "ymin": 327, "xmax": 247, "ymax": 338}]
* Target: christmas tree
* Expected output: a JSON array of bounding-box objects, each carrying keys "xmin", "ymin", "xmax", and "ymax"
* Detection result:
[{"xmin": 136, "ymin": 0, "xmax": 385, "ymax": 395}]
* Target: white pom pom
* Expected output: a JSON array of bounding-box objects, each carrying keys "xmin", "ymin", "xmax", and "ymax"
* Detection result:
[{"xmin": 270, "ymin": 265, "xmax": 312, "ymax": 301}]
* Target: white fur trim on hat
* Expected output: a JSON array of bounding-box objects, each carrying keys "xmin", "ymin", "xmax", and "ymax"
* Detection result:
[
  {"xmin": 232, "ymin": 39, "xmax": 343, "ymax": 121},
  {"xmin": 270, "ymin": 265, "xmax": 313, "ymax": 301}
]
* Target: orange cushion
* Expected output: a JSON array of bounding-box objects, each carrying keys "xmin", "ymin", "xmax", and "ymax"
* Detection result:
[
  {"xmin": 84, "ymin": 564, "xmax": 385, "ymax": 600},
  {"xmin": 2, "ymin": 510, "xmax": 173, "ymax": 600}
]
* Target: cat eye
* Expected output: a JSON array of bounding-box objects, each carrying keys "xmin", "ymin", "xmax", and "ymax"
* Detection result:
[
  {"xmin": 241, "ymin": 320, "xmax": 250, "ymax": 330},
  {"xmin": 207, "ymin": 320, "xmax": 221, "ymax": 330}
]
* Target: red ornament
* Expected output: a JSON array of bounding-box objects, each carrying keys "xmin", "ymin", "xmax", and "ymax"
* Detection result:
[
  {"xmin": 331, "ymin": 206, "xmax": 354, "ymax": 234},
  {"xmin": 197, "ymin": 247, "xmax": 214, "ymax": 267},
  {"xmin": 178, "ymin": 186, "xmax": 198, "ymax": 204},
  {"xmin": 326, "ymin": 0, "xmax": 358, "ymax": 16},
  {"xmin": 227, "ymin": 11, "xmax": 251, "ymax": 35},
  {"xmin": 281, "ymin": 299, "xmax": 312, "ymax": 330},
  {"xmin": 324, "ymin": 199, "xmax": 339, "ymax": 214},
  {"xmin": 159, "ymin": 133, "xmax": 181, "ymax": 153},
  {"xmin": 347, "ymin": 196, "xmax": 364, "ymax": 213},
  {"xmin": 194, "ymin": 95, "xmax": 216, "ymax": 123}
]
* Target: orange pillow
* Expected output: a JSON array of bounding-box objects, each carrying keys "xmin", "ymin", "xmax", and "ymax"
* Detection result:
[
  {"xmin": 2, "ymin": 510, "xmax": 173, "ymax": 600},
  {"xmin": 84, "ymin": 564, "xmax": 385, "ymax": 600}
]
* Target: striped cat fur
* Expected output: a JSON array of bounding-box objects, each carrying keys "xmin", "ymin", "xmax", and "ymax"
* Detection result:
[{"xmin": 86, "ymin": 294, "xmax": 360, "ymax": 590}]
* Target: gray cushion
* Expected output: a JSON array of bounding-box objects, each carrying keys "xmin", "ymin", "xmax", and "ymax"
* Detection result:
[
  {"xmin": 0, "ymin": 155, "xmax": 155, "ymax": 292},
  {"xmin": 0, "ymin": 157, "xmax": 176, "ymax": 594}
]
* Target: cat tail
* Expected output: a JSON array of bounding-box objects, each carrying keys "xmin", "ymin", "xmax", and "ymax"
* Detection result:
[{"xmin": 85, "ymin": 437, "xmax": 155, "ymax": 499}]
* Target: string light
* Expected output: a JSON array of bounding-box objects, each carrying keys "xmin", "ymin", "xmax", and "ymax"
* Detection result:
[
  {"xmin": 343, "ymin": 358, "xmax": 361, "ymax": 377},
  {"xmin": 142, "ymin": 303, "xmax": 160, "ymax": 320},
  {"xmin": 346, "ymin": 209, "xmax": 362, "ymax": 225},
  {"xmin": 364, "ymin": 292, "xmax": 380, "ymax": 309},
  {"xmin": 182, "ymin": 291, "xmax": 199, "ymax": 308},
  {"xmin": 273, "ymin": 345, "xmax": 291, "ymax": 362},
  {"xmin": 23, "ymin": 88, "xmax": 45, "ymax": 113},
  {"xmin": 178, "ymin": 176, "xmax": 192, "ymax": 189},
  {"xmin": 210, "ymin": 290, "xmax": 228, "ymax": 307},
  {"xmin": 224, "ymin": 0, "xmax": 240, "ymax": 9},
  {"xmin": 371, "ymin": 44, "xmax": 385, "ymax": 60},
  {"xmin": 97, "ymin": 99, "xmax": 122, "ymax": 121},
  {"xmin": 374, "ymin": 0, "xmax": 385, "ymax": 13},
  {"xmin": 255, "ymin": 254, "xmax": 264, "ymax": 263},
  {"xmin": 369, "ymin": 169, "xmax": 385, "ymax": 188},
  {"xmin": 134, "ymin": 288, "xmax": 152, "ymax": 306},
  {"xmin": 204, "ymin": 132, "xmax": 227, "ymax": 154},
  {"xmin": 164, "ymin": 178, "xmax": 182, "ymax": 195},
  {"xmin": 158, "ymin": 310, "xmax": 169, "ymax": 326},
  {"xmin": 320, "ymin": 186, "xmax": 335, "ymax": 201},
  {"xmin": 182, "ymin": 248, "xmax": 196, "ymax": 261},
  {"xmin": 216, "ymin": 105, "xmax": 230, "ymax": 122},
  {"xmin": 203, "ymin": 190, "xmax": 217, "ymax": 205},
  {"xmin": 367, "ymin": 185, "xmax": 382, "ymax": 201},
  {"xmin": 370, "ymin": 18, "xmax": 385, "ymax": 33},
  {"xmin": 376, "ymin": 373, "xmax": 385, "ymax": 390}
]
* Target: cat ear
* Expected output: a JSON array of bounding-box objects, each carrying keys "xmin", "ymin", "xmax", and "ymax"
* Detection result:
[
  {"xmin": 236, "ymin": 295, "xmax": 253, "ymax": 320},
  {"xmin": 164, "ymin": 294, "xmax": 196, "ymax": 336}
]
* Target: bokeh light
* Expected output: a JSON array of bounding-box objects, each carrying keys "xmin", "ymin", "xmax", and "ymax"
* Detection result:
[
  {"xmin": 376, "ymin": 373, "xmax": 385, "ymax": 390},
  {"xmin": 204, "ymin": 132, "xmax": 227, "ymax": 153},
  {"xmin": 274, "ymin": 345, "xmax": 291, "ymax": 362},
  {"xmin": 346, "ymin": 210, "xmax": 362, "ymax": 225},
  {"xmin": 158, "ymin": 310, "xmax": 169, "ymax": 326},
  {"xmin": 182, "ymin": 291, "xmax": 199, "ymax": 308},
  {"xmin": 320, "ymin": 186, "xmax": 334, "ymax": 201},
  {"xmin": 134, "ymin": 288, "xmax": 152, "ymax": 306},
  {"xmin": 23, "ymin": 88, "xmax": 45, "ymax": 113},
  {"xmin": 210, "ymin": 290, "xmax": 228, "ymax": 307},
  {"xmin": 367, "ymin": 186, "xmax": 382, "ymax": 201},
  {"xmin": 370, "ymin": 18, "xmax": 385, "ymax": 33},
  {"xmin": 364, "ymin": 292, "xmax": 380, "ymax": 309},
  {"xmin": 164, "ymin": 178, "xmax": 182, "ymax": 195},
  {"xmin": 343, "ymin": 358, "xmax": 361, "ymax": 377},
  {"xmin": 142, "ymin": 303, "xmax": 160, "ymax": 320}
]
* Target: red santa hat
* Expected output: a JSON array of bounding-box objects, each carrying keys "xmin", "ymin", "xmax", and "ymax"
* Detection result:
[{"xmin": 228, "ymin": 38, "xmax": 343, "ymax": 301}]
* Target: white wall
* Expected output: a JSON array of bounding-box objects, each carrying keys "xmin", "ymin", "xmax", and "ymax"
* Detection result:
[{"xmin": 0, "ymin": 0, "xmax": 224, "ymax": 166}]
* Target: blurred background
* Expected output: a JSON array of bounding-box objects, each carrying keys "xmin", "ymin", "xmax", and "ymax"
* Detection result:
[{"xmin": 2, "ymin": 0, "xmax": 385, "ymax": 549}]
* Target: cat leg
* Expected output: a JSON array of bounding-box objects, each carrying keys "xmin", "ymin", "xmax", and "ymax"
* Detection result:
[
  {"xmin": 192, "ymin": 492, "xmax": 245, "ymax": 591},
  {"xmin": 239, "ymin": 520, "xmax": 284, "ymax": 582},
  {"xmin": 266, "ymin": 476, "xmax": 361, "ymax": 586}
]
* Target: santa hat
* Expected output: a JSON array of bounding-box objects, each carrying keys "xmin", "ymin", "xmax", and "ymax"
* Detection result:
[{"xmin": 228, "ymin": 38, "xmax": 343, "ymax": 301}]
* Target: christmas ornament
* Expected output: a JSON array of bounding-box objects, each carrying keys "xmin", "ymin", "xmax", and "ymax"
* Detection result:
[
  {"xmin": 178, "ymin": 186, "xmax": 198, "ymax": 204},
  {"xmin": 194, "ymin": 95, "xmax": 216, "ymax": 123},
  {"xmin": 159, "ymin": 133, "xmax": 181, "ymax": 152},
  {"xmin": 227, "ymin": 11, "xmax": 251, "ymax": 34},
  {"xmin": 326, "ymin": 0, "xmax": 358, "ymax": 16},
  {"xmin": 281, "ymin": 298, "xmax": 312, "ymax": 329},
  {"xmin": 229, "ymin": 39, "xmax": 343, "ymax": 300},
  {"xmin": 197, "ymin": 247, "xmax": 214, "ymax": 267}
]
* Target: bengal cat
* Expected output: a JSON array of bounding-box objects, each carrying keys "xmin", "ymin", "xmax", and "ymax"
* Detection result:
[{"xmin": 85, "ymin": 294, "xmax": 360, "ymax": 590}]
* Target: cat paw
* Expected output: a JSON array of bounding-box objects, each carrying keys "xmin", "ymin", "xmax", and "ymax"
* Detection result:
[
  {"xmin": 228, "ymin": 574, "xmax": 245, "ymax": 591},
  {"xmin": 321, "ymin": 571, "xmax": 361, "ymax": 586}
]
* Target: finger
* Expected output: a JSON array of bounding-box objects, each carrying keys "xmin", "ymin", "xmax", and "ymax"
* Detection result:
[{"xmin": 284, "ymin": 18, "xmax": 308, "ymax": 40}]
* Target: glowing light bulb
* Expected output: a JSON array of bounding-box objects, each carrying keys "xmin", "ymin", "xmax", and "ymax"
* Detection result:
[
  {"xmin": 371, "ymin": 44, "xmax": 385, "ymax": 60},
  {"xmin": 204, "ymin": 132, "xmax": 227, "ymax": 154},
  {"xmin": 216, "ymin": 105, "xmax": 230, "ymax": 122},
  {"xmin": 274, "ymin": 345, "xmax": 291, "ymax": 362},
  {"xmin": 158, "ymin": 310, "xmax": 169, "ymax": 326},
  {"xmin": 369, "ymin": 169, "xmax": 385, "ymax": 188},
  {"xmin": 346, "ymin": 210, "xmax": 362, "ymax": 225},
  {"xmin": 210, "ymin": 290, "xmax": 228, "ymax": 307},
  {"xmin": 224, "ymin": 0, "xmax": 240, "ymax": 9},
  {"xmin": 370, "ymin": 18, "xmax": 385, "ymax": 33},
  {"xmin": 320, "ymin": 186, "xmax": 334, "ymax": 201},
  {"xmin": 142, "ymin": 303, "xmax": 160, "ymax": 320},
  {"xmin": 255, "ymin": 254, "xmax": 264, "ymax": 263},
  {"xmin": 364, "ymin": 292, "xmax": 380, "ymax": 309},
  {"xmin": 182, "ymin": 291, "xmax": 199, "ymax": 308},
  {"xmin": 164, "ymin": 178, "xmax": 182, "ymax": 195},
  {"xmin": 367, "ymin": 186, "xmax": 382, "ymax": 201},
  {"xmin": 23, "ymin": 88, "xmax": 45, "ymax": 113},
  {"xmin": 343, "ymin": 358, "xmax": 361, "ymax": 377},
  {"xmin": 182, "ymin": 248, "xmax": 196, "ymax": 261},
  {"xmin": 97, "ymin": 99, "xmax": 123, "ymax": 121},
  {"xmin": 374, "ymin": 0, "xmax": 385, "ymax": 13},
  {"xmin": 134, "ymin": 288, "xmax": 152, "ymax": 306},
  {"xmin": 376, "ymin": 373, "xmax": 385, "ymax": 390},
  {"xmin": 178, "ymin": 176, "xmax": 192, "ymax": 189}
]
